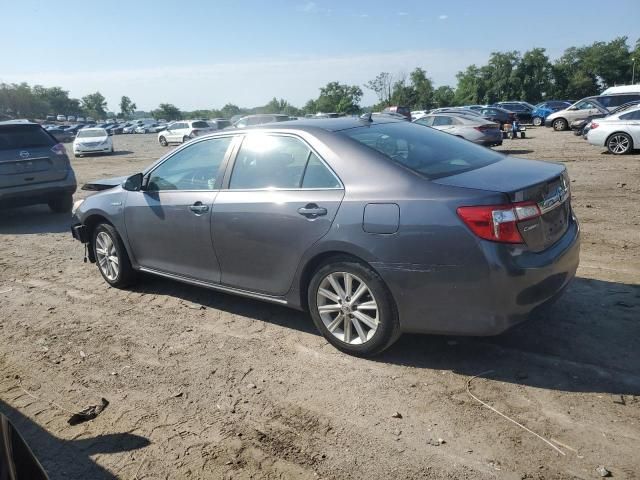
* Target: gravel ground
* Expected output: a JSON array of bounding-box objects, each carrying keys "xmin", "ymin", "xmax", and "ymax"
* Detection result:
[{"xmin": 0, "ymin": 127, "xmax": 639, "ymax": 480}]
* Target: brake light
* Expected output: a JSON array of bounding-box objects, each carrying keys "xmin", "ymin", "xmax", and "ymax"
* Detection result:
[
  {"xmin": 474, "ymin": 125, "xmax": 496, "ymax": 132},
  {"xmin": 590, "ymin": 122, "xmax": 599, "ymax": 130},
  {"xmin": 456, "ymin": 201, "xmax": 542, "ymax": 243},
  {"xmin": 50, "ymin": 143, "xmax": 66, "ymax": 156}
]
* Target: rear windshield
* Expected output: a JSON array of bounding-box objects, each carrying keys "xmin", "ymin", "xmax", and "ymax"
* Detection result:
[
  {"xmin": 341, "ymin": 122, "xmax": 503, "ymax": 179},
  {"xmin": 216, "ymin": 120, "xmax": 231, "ymax": 128},
  {"xmin": 0, "ymin": 125, "xmax": 56, "ymax": 150},
  {"xmin": 191, "ymin": 121, "xmax": 209, "ymax": 128},
  {"xmin": 77, "ymin": 129, "xmax": 107, "ymax": 138}
]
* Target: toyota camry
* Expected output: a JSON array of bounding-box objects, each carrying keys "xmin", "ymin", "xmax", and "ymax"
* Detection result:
[{"xmin": 71, "ymin": 116, "xmax": 579, "ymax": 356}]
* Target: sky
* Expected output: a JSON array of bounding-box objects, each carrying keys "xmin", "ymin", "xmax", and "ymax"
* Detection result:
[{"xmin": 1, "ymin": 0, "xmax": 639, "ymax": 111}]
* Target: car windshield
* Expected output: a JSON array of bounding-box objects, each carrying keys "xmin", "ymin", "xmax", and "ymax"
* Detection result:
[
  {"xmin": 191, "ymin": 121, "xmax": 209, "ymax": 128},
  {"xmin": 0, "ymin": 125, "xmax": 56, "ymax": 150},
  {"xmin": 341, "ymin": 122, "xmax": 502, "ymax": 179},
  {"xmin": 77, "ymin": 129, "xmax": 107, "ymax": 138}
]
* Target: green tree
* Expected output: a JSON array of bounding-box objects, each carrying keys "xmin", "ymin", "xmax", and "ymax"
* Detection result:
[
  {"xmin": 220, "ymin": 103, "xmax": 241, "ymax": 118},
  {"xmin": 409, "ymin": 68, "xmax": 434, "ymax": 109},
  {"xmin": 432, "ymin": 86, "xmax": 455, "ymax": 107},
  {"xmin": 119, "ymin": 96, "xmax": 137, "ymax": 118},
  {"xmin": 365, "ymin": 72, "xmax": 393, "ymax": 105},
  {"xmin": 581, "ymin": 37, "xmax": 632, "ymax": 88},
  {"xmin": 454, "ymin": 65, "xmax": 485, "ymax": 105},
  {"xmin": 81, "ymin": 91, "xmax": 107, "ymax": 118},
  {"xmin": 516, "ymin": 48, "xmax": 553, "ymax": 102},
  {"xmin": 313, "ymin": 82, "xmax": 363, "ymax": 114},
  {"xmin": 152, "ymin": 103, "xmax": 181, "ymax": 120}
]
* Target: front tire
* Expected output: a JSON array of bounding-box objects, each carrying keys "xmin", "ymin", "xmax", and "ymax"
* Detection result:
[
  {"xmin": 607, "ymin": 133, "xmax": 633, "ymax": 155},
  {"xmin": 159, "ymin": 136, "xmax": 168, "ymax": 146},
  {"xmin": 182, "ymin": 136, "xmax": 190, "ymax": 143},
  {"xmin": 92, "ymin": 223, "xmax": 135, "ymax": 288},
  {"xmin": 48, "ymin": 194, "xmax": 73, "ymax": 213},
  {"xmin": 553, "ymin": 118, "xmax": 568, "ymax": 131},
  {"xmin": 532, "ymin": 116, "xmax": 543, "ymax": 126},
  {"xmin": 308, "ymin": 258, "xmax": 400, "ymax": 357}
]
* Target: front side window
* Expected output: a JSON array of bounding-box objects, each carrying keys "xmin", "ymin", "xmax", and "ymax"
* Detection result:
[
  {"xmin": 341, "ymin": 122, "xmax": 503, "ymax": 179},
  {"xmin": 415, "ymin": 116, "xmax": 434, "ymax": 127},
  {"xmin": 576, "ymin": 101, "xmax": 596, "ymax": 110},
  {"xmin": 147, "ymin": 137, "xmax": 233, "ymax": 191},
  {"xmin": 229, "ymin": 134, "xmax": 339, "ymax": 189},
  {"xmin": 191, "ymin": 121, "xmax": 209, "ymax": 128}
]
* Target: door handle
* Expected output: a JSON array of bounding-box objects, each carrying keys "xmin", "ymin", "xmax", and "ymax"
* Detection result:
[
  {"xmin": 298, "ymin": 204, "xmax": 327, "ymax": 218},
  {"xmin": 189, "ymin": 202, "xmax": 209, "ymax": 214}
]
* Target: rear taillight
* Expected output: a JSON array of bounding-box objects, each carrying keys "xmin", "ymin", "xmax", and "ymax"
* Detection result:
[
  {"xmin": 456, "ymin": 201, "xmax": 542, "ymax": 243},
  {"xmin": 50, "ymin": 143, "xmax": 66, "ymax": 156},
  {"xmin": 590, "ymin": 122, "xmax": 599, "ymax": 130},
  {"xmin": 474, "ymin": 125, "xmax": 496, "ymax": 132}
]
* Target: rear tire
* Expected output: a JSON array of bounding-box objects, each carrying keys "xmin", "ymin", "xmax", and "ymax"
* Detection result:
[
  {"xmin": 92, "ymin": 223, "xmax": 135, "ymax": 288},
  {"xmin": 553, "ymin": 118, "xmax": 568, "ymax": 131},
  {"xmin": 308, "ymin": 258, "xmax": 401, "ymax": 357},
  {"xmin": 607, "ymin": 133, "xmax": 633, "ymax": 155},
  {"xmin": 532, "ymin": 116, "xmax": 543, "ymax": 126},
  {"xmin": 48, "ymin": 194, "xmax": 73, "ymax": 213}
]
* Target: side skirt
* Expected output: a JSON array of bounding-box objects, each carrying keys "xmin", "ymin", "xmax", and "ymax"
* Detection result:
[{"xmin": 137, "ymin": 267, "xmax": 288, "ymax": 305}]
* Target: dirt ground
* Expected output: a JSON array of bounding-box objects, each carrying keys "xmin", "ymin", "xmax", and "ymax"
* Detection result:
[{"xmin": 0, "ymin": 127, "xmax": 639, "ymax": 480}]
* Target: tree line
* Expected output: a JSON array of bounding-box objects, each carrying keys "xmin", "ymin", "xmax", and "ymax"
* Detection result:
[{"xmin": 1, "ymin": 36, "xmax": 638, "ymax": 121}]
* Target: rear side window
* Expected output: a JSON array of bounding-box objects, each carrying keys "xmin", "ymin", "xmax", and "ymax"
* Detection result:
[
  {"xmin": 0, "ymin": 125, "xmax": 56, "ymax": 150},
  {"xmin": 341, "ymin": 122, "xmax": 502, "ymax": 179},
  {"xmin": 191, "ymin": 121, "xmax": 209, "ymax": 128},
  {"xmin": 230, "ymin": 134, "xmax": 339, "ymax": 189},
  {"xmin": 620, "ymin": 110, "xmax": 640, "ymax": 120}
]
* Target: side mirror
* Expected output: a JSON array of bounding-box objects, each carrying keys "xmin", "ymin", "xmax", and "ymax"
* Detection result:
[{"xmin": 123, "ymin": 173, "xmax": 144, "ymax": 191}]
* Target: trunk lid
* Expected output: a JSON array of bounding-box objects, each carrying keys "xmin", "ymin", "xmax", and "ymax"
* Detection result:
[
  {"xmin": 436, "ymin": 156, "xmax": 571, "ymax": 252},
  {"xmin": 0, "ymin": 124, "xmax": 69, "ymax": 189}
]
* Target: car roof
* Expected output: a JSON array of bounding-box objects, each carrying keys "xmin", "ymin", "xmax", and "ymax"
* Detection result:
[
  {"xmin": 0, "ymin": 119, "xmax": 39, "ymax": 126},
  {"xmin": 249, "ymin": 115, "xmax": 404, "ymax": 132}
]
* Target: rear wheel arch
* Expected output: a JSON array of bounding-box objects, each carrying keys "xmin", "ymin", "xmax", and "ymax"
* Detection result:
[
  {"xmin": 605, "ymin": 131, "xmax": 634, "ymax": 150},
  {"xmin": 298, "ymin": 251, "xmax": 384, "ymax": 312}
]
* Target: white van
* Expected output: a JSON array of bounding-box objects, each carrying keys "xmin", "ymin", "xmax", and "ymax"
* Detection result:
[{"xmin": 601, "ymin": 85, "xmax": 640, "ymax": 95}]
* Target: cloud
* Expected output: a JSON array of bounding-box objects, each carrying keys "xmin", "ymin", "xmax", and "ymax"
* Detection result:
[
  {"xmin": 359, "ymin": 13, "xmax": 369, "ymax": 18},
  {"xmin": 0, "ymin": 49, "xmax": 489, "ymax": 110},
  {"xmin": 438, "ymin": 14, "xmax": 448, "ymax": 20},
  {"xmin": 297, "ymin": 1, "xmax": 318, "ymax": 13},
  {"xmin": 398, "ymin": 12, "xmax": 409, "ymax": 16}
]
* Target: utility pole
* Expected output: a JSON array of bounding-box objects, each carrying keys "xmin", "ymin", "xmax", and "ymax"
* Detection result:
[{"xmin": 633, "ymin": 57, "xmax": 636, "ymax": 85}]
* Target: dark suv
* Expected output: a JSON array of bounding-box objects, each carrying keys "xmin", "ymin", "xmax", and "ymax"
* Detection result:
[
  {"xmin": 0, "ymin": 121, "xmax": 77, "ymax": 212},
  {"xmin": 493, "ymin": 101, "xmax": 535, "ymax": 123}
]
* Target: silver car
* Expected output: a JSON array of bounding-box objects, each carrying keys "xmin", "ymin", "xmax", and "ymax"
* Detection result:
[
  {"xmin": 545, "ymin": 98, "xmax": 609, "ymax": 131},
  {"xmin": 587, "ymin": 105, "xmax": 640, "ymax": 154},
  {"xmin": 0, "ymin": 120, "xmax": 76, "ymax": 212},
  {"xmin": 414, "ymin": 113, "xmax": 503, "ymax": 146},
  {"xmin": 71, "ymin": 117, "xmax": 579, "ymax": 356}
]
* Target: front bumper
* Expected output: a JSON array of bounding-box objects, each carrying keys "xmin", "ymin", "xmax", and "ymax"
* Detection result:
[
  {"xmin": 378, "ymin": 216, "xmax": 580, "ymax": 336},
  {"xmin": 74, "ymin": 144, "xmax": 111, "ymax": 153},
  {"xmin": 544, "ymin": 118, "xmax": 554, "ymax": 128}
]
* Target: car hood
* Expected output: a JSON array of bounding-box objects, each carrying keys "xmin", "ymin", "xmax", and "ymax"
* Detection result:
[
  {"xmin": 82, "ymin": 175, "xmax": 127, "ymax": 191},
  {"xmin": 75, "ymin": 136, "xmax": 108, "ymax": 142}
]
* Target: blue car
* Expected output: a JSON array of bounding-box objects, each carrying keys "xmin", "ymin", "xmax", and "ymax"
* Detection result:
[{"xmin": 531, "ymin": 101, "xmax": 572, "ymax": 126}]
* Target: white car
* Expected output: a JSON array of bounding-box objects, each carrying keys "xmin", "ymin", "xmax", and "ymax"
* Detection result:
[
  {"xmin": 56, "ymin": 114, "xmax": 66, "ymax": 121},
  {"xmin": 73, "ymin": 128, "xmax": 113, "ymax": 157},
  {"xmin": 134, "ymin": 123, "xmax": 157, "ymax": 134},
  {"xmin": 586, "ymin": 105, "xmax": 640, "ymax": 155},
  {"xmin": 123, "ymin": 124, "xmax": 138, "ymax": 134},
  {"xmin": 411, "ymin": 110, "xmax": 428, "ymax": 120},
  {"xmin": 157, "ymin": 120, "xmax": 214, "ymax": 146}
]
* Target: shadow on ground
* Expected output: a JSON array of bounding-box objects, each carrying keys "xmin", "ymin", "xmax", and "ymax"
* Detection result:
[
  {"xmin": 131, "ymin": 274, "xmax": 639, "ymax": 396},
  {"xmin": 0, "ymin": 400, "xmax": 149, "ymax": 480},
  {"xmin": 0, "ymin": 205, "xmax": 71, "ymax": 234}
]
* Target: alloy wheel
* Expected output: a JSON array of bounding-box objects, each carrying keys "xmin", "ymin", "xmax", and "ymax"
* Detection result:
[
  {"xmin": 316, "ymin": 272, "xmax": 379, "ymax": 345},
  {"xmin": 608, "ymin": 134, "xmax": 630, "ymax": 154},
  {"xmin": 95, "ymin": 231, "xmax": 120, "ymax": 281},
  {"xmin": 533, "ymin": 117, "xmax": 542, "ymax": 126}
]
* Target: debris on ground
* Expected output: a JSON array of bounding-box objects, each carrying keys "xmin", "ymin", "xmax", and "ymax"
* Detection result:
[
  {"xmin": 391, "ymin": 412, "xmax": 402, "ymax": 419},
  {"xmin": 595, "ymin": 465, "xmax": 611, "ymax": 477},
  {"xmin": 67, "ymin": 398, "xmax": 109, "ymax": 425}
]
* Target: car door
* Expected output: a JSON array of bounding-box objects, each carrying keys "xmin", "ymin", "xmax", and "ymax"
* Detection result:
[
  {"xmin": 124, "ymin": 136, "xmax": 235, "ymax": 282},
  {"xmin": 622, "ymin": 110, "xmax": 640, "ymax": 144},
  {"xmin": 212, "ymin": 133, "xmax": 344, "ymax": 296},
  {"xmin": 431, "ymin": 115, "xmax": 455, "ymax": 133}
]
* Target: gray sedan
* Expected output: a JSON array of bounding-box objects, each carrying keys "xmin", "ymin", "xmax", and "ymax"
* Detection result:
[
  {"xmin": 71, "ymin": 117, "xmax": 579, "ymax": 356},
  {"xmin": 414, "ymin": 113, "xmax": 503, "ymax": 146}
]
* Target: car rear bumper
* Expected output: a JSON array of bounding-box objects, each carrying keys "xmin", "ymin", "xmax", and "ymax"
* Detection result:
[
  {"xmin": 378, "ymin": 215, "xmax": 580, "ymax": 336},
  {"xmin": 0, "ymin": 172, "xmax": 77, "ymax": 208}
]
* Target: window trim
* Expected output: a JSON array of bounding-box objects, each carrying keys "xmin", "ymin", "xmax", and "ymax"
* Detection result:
[
  {"xmin": 222, "ymin": 132, "xmax": 343, "ymax": 192},
  {"xmin": 142, "ymin": 134, "xmax": 238, "ymax": 192}
]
